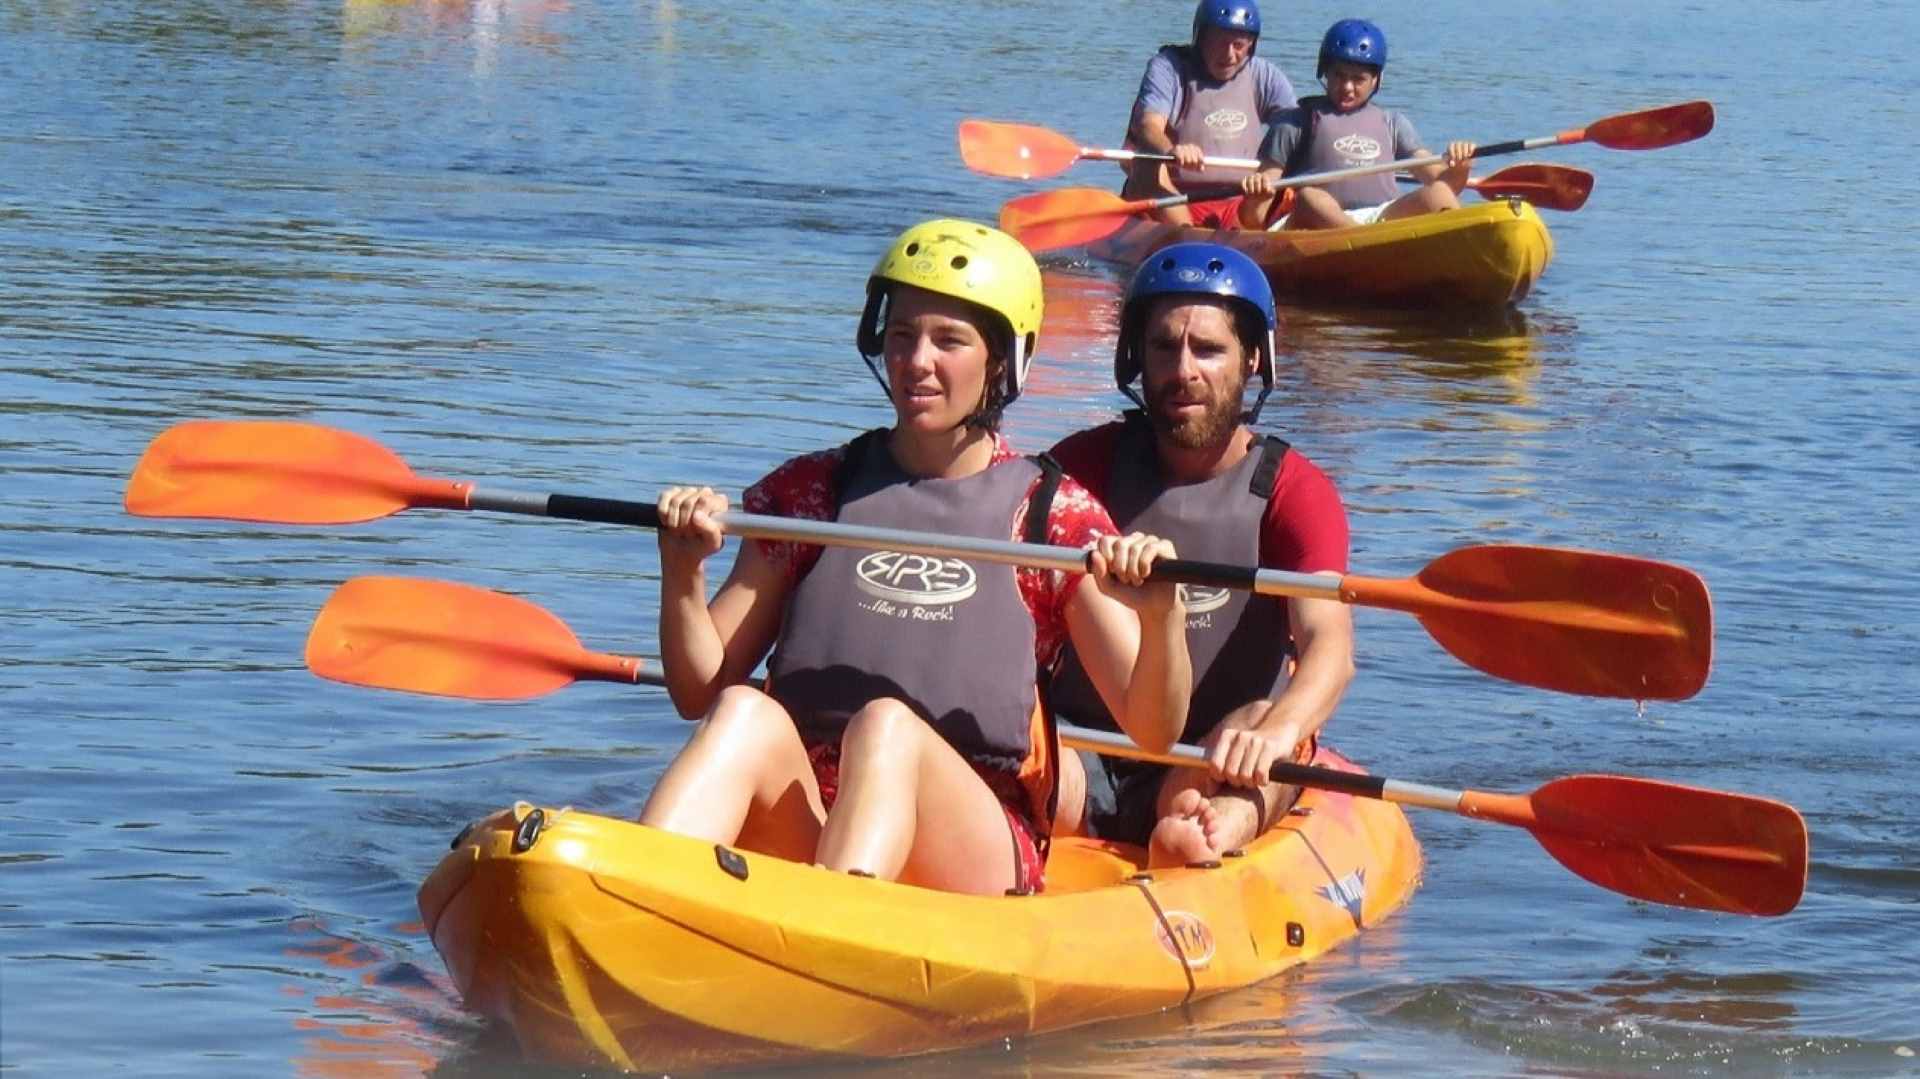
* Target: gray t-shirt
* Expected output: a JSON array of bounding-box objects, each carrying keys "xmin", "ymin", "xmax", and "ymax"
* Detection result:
[
  {"xmin": 1133, "ymin": 50, "xmax": 1297, "ymax": 128},
  {"xmin": 1258, "ymin": 103, "xmax": 1423, "ymax": 172}
]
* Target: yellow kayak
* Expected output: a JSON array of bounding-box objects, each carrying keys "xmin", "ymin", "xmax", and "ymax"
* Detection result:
[
  {"xmin": 416, "ymin": 745, "xmax": 1422, "ymax": 1071},
  {"xmin": 1089, "ymin": 199, "xmax": 1553, "ymax": 308}
]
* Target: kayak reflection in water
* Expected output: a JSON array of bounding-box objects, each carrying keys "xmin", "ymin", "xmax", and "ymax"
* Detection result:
[
  {"xmin": 1049, "ymin": 242, "xmax": 1355, "ymax": 867},
  {"xmin": 641, "ymin": 220, "xmax": 1191, "ymax": 896}
]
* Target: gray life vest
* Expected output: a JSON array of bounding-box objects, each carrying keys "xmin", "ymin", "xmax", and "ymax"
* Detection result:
[
  {"xmin": 767, "ymin": 430, "xmax": 1061, "ymax": 782},
  {"xmin": 1049, "ymin": 415, "xmax": 1293, "ymax": 746},
  {"xmin": 1289, "ymin": 96, "xmax": 1399, "ymax": 209},
  {"xmin": 1162, "ymin": 45, "xmax": 1268, "ymax": 187}
]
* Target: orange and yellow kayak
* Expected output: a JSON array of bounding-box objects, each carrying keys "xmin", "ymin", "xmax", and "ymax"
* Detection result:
[
  {"xmin": 415, "ymin": 745, "xmax": 1421, "ymax": 1071},
  {"xmin": 1089, "ymin": 199, "xmax": 1553, "ymax": 308}
]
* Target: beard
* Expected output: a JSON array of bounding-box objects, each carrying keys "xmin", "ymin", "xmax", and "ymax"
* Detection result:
[{"xmin": 1144, "ymin": 368, "xmax": 1246, "ymax": 450}]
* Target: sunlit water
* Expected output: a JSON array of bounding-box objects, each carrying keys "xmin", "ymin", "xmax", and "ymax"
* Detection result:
[{"xmin": 3, "ymin": 1, "xmax": 1917, "ymax": 1075}]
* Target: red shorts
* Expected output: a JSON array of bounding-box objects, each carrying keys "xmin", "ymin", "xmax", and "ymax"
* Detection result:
[
  {"xmin": 807, "ymin": 742, "xmax": 1047, "ymax": 893},
  {"xmin": 1186, "ymin": 196, "xmax": 1245, "ymax": 230},
  {"xmin": 1187, "ymin": 189, "xmax": 1295, "ymax": 231}
]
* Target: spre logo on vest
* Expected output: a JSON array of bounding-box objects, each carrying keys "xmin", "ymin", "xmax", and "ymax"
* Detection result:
[
  {"xmin": 1202, "ymin": 108, "xmax": 1249, "ymax": 136},
  {"xmin": 1331, "ymin": 133, "xmax": 1382, "ymax": 162},
  {"xmin": 854, "ymin": 551, "xmax": 978, "ymax": 606}
]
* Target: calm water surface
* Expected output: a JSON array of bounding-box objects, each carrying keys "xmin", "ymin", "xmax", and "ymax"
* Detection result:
[{"xmin": 3, "ymin": 1, "xmax": 1917, "ymax": 1075}]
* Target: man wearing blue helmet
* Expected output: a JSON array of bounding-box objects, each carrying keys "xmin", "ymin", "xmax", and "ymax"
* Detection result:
[
  {"xmin": 1046, "ymin": 243, "xmax": 1356, "ymax": 866},
  {"xmin": 1236, "ymin": 18, "xmax": 1476, "ymax": 231},
  {"xmin": 1121, "ymin": 0, "xmax": 1299, "ymax": 228}
]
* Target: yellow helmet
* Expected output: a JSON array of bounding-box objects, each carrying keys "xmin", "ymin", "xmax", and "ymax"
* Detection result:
[{"xmin": 856, "ymin": 219, "xmax": 1044, "ymax": 407}]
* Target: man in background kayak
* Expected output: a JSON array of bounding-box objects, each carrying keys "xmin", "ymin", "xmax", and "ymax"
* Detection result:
[
  {"xmin": 1048, "ymin": 243, "xmax": 1353, "ymax": 866},
  {"xmin": 1235, "ymin": 18, "xmax": 1474, "ymax": 230},
  {"xmin": 1122, "ymin": 0, "xmax": 1296, "ymax": 228}
]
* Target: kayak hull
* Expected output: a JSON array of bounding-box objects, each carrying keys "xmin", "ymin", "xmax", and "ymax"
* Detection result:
[
  {"xmin": 416, "ymin": 745, "xmax": 1421, "ymax": 1071},
  {"xmin": 1088, "ymin": 199, "xmax": 1553, "ymax": 308}
]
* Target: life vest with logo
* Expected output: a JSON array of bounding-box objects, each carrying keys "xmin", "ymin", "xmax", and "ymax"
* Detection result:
[
  {"xmin": 1049, "ymin": 415, "xmax": 1293, "ymax": 747},
  {"xmin": 1286, "ymin": 96, "xmax": 1399, "ymax": 209},
  {"xmin": 1158, "ymin": 44, "xmax": 1267, "ymax": 188},
  {"xmin": 766, "ymin": 430, "xmax": 1062, "ymax": 825}
]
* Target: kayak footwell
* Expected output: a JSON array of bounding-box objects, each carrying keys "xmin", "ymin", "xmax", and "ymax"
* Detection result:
[
  {"xmin": 417, "ymin": 745, "xmax": 1422, "ymax": 1070},
  {"xmin": 1088, "ymin": 199, "xmax": 1554, "ymax": 308}
]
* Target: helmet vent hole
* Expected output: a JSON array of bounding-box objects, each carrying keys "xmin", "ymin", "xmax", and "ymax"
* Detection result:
[
  {"xmin": 950, "ymin": 255, "xmax": 969, "ymax": 270},
  {"xmin": 905, "ymin": 242, "xmax": 920, "ymax": 256},
  {"xmin": 1157, "ymin": 257, "xmax": 1176, "ymax": 271},
  {"xmin": 1206, "ymin": 258, "xmax": 1226, "ymax": 274}
]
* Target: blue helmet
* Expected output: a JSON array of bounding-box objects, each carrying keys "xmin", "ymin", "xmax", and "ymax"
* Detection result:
[
  {"xmin": 1317, "ymin": 18, "xmax": 1387, "ymax": 79},
  {"xmin": 1192, "ymin": 0, "xmax": 1261, "ymax": 48},
  {"xmin": 1115, "ymin": 243, "xmax": 1278, "ymax": 421}
]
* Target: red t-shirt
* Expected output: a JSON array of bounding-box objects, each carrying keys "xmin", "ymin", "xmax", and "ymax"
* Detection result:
[
  {"xmin": 741, "ymin": 432, "xmax": 1117, "ymax": 668},
  {"xmin": 1047, "ymin": 422, "xmax": 1349, "ymax": 574}
]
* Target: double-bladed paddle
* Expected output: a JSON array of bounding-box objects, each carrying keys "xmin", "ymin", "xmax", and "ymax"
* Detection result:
[
  {"xmin": 961, "ymin": 120, "xmax": 1592, "ymax": 210},
  {"xmin": 127, "ymin": 419, "xmax": 1714, "ymax": 700},
  {"xmin": 303, "ymin": 575, "xmax": 1806, "ymax": 917},
  {"xmin": 998, "ymin": 100, "xmax": 1712, "ymax": 252}
]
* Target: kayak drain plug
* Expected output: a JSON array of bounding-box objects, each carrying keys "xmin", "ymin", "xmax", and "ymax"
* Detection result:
[
  {"xmin": 512, "ymin": 809, "xmax": 546, "ymax": 853},
  {"xmin": 715, "ymin": 845, "xmax": 750, "ymax": 881}
]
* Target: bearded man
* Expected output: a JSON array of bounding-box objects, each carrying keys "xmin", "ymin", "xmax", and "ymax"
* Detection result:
[{"xmin": 1047, "ymin": 243, "xmax": 1354, "ymax": 866}]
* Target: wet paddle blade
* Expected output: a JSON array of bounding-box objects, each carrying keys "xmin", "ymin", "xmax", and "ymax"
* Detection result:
[
  {"xmin": 1526, "ymin": 775, "xmax": 1809, "ymax": 916},
  {"xmin": 998, "ymin": 188, "xmax": 1142, "ymax": 252},
  {"xmin": 958, "ymin": 120, "xmax": 1084, "ymax": 180},
  {"xmin": 1345, "ymin": 545, "xmax": 1713, "ymax": 699},
  {"xmin": 126, "ymin": 420, "xmax": 452, "ymax": 524},
  {"xmin": 306, "ymin": 577, "xmax": 629, "ymax": 700},
  {"xmin": 1473, "ymin": 164, "xmax": 1594, "ymax": 211},
  {"xmin": 1586, "ymin": 100, "xmax": 1715, "ymax": 150}
]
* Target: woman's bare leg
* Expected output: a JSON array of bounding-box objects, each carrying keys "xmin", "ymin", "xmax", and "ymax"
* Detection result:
[
  {"xmin": 816, "ymin": 699, "xmax": 1025, "ymax": 895},
  {"xmin": 638, "ymin": 685, "xmax": 825, "ymax": 862}
]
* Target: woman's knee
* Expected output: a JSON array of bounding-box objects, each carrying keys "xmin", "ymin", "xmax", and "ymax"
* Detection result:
[
  {"xmin": 698, "ymin": 685, "xmax": 797, "ymax": 750},
  {"xmin": 839, "ymin": 698, "xmax": 926, "ymax": 757}
]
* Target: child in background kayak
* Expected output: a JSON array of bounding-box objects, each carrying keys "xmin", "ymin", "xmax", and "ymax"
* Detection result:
[
  {"xmin": 1235, "ymin": 18, "xmax": 1475, "ymax": 230},
  {"xmin": 642, "ymin": 220, "xmax": 1191, "ymax": 896}
]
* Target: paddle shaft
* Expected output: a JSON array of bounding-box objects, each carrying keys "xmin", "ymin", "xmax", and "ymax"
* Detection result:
[
  {"xmin": 1060, "ymin": 725, "xmax": 1466, "ymax": 811},
  {"xmin": 455, "ymin": 485, "xmax": 1348, "ymax": 603}
]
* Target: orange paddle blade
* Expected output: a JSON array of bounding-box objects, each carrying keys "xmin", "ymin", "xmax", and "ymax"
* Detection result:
[
  {"xmin": 306, "ymin": 577, "xmax": 647, "ymax": 700},
  {"xmin": 1342, "ymin": 545, "xmax": 1713, "ymax": 700},
  {"xmin": 1472, "ymin": 164, "xmax": 1594, "ymax": 211},
  {"xmin": 1464, "ymin": 776, "xmax": 1808, "ymax": 916},
  {"xmin": 1585, "ymin": 100, "xmax": 1714, "ymax": 150},
  {"xmin": 998, "ymin": 187, "xmax": 1146, "ymax": 252},
  {"xmin": 125, "ymin": 420, "xmax": 469, "ymax": 524},
  {"xmin": 958, "ymin": 120, "xmax": 1085, "ymax": 180}
]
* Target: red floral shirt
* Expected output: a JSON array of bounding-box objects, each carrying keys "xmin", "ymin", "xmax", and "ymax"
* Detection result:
[{"xmin": 742, "ymin": 433, "xmax": 1116, "ymax": 667}]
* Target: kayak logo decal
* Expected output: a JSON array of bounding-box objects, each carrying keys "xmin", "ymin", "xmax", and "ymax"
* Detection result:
[
  {"xmin": 1332, "ymin": 133, "xmax": 1382, "ymax": 162},
  {"xmin": 1155, "ymin": 910, "xmax": 1215, "ymax": 969},
  {"xmin": 1177, "ymin": 583, "xmax": 1232, "ymax": 615},
  {"xmin": 1317, "ymin": 868, "xmax": 1366, "ymax": 926},
  {"xmin": 855, "ymin": 551, "xmax": 978, "ymax": 607},
  {"xmin": 1203, "ymin": 108, "xmax": 1249, "ymax": 136}
]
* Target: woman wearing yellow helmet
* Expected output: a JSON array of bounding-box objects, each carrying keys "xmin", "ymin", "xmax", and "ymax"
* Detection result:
[{"xmin": 641, "ymin": 220, "xmax": 1191, "ymax": 896}]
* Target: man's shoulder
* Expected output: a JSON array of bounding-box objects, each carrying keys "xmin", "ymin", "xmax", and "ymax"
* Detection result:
[{"xmin": 1048, "ymin": 421, "xmax": 1127, "ymax": 493}]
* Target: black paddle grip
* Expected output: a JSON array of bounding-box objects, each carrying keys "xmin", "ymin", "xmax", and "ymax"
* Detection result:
[
  {"xmin": 1150, "ymin": 557, "xmax": 1258, "ymax": 590},
  {"xmin": 1267, "ymin": 760, "xmax": 1388, "ymax": 798},
  {"xmin": 547, "ymin": 493, "xmax": 662, "ymax": 529}
]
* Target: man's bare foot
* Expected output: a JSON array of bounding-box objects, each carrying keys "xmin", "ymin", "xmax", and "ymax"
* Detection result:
[{"xmin": 1147, "ymin": 788, "xmax": 1220, "ymax": 867}]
